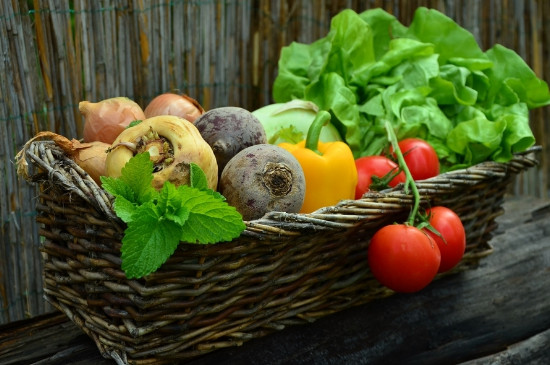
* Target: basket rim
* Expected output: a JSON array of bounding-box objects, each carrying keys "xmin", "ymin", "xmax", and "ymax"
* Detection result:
[
  {"xmin": 18, "ymin": 139, "xmax": 541, "ymax": 238},
  {"xmin": 248, "ymin": 145, "xmax": 541, "ymax": 235}
]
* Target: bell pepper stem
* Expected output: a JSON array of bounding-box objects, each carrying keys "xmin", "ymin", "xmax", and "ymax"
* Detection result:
[
  {"xmin": 384, "ymin": 120, "xmax": 420, "ymax": 226},
  {"xmin": 305, "ymin": 110, "xmax": 331, "ymax": 154}
]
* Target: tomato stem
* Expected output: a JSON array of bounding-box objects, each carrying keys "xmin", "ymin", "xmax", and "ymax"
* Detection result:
[{"xmin": 384, "ymin": 120, "xmax": 420, "ymax": 226}]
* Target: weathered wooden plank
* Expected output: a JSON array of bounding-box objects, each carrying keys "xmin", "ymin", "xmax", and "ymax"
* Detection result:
[
  {"xmin": 459, "ymin": 327, "xmax": 550, "ymax": 365},
  {"xmin": 0, "ymin": 196, "xmax": 548, "ymax": 364},
  {"xmin": 0, "ymin": 312, "xmax": 105, "ymax": 364}
]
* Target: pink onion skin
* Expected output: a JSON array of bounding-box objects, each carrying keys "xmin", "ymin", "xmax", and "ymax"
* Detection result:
[
  {"xmin": 81, "ymin": 97, "xmax": 146, "ymax": 144},
  {"xmin": 144, "ymin": 92, "xmax": 205, "ymax": 123}
]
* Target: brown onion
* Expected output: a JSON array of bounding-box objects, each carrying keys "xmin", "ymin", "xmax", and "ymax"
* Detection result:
[
  {"xmin": 72, "ymin": 140, "xmax": 110, "ymax": 184},
  {"xmin": 144, "ymin": 92, "xmax": 205, "ymax": 123},
  {"xmin": 80, "ymin": 97, "xmax": 146, "ymax": 144},
  {"xmin": 15, "ymin": 131, "xmax": 109, "ymax": 185}
]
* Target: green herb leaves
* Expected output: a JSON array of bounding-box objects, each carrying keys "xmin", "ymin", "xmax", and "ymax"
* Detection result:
[
  {"xmin": 120, "ymin": 201, "xmax": 183, "ymax": 279},
  {"xmin": 101, "ymin": 153, "xmax": 246, "ymax": 279},
  {"xmin": 272, "ymin": 7, "xmax": 550, "ymax": 171}
]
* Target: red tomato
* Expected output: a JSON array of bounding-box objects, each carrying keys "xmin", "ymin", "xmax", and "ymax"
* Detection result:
[
  {"xmin": 391, "ymin": 138, "xmax": 440, "ymax": 181},
  {"xmin": 424, "ymin": 206, "xmax": 466, "ymax": 273},
  {"xmin": 368, "ymin": 224, "xmax": 441, "ymax": 293},
  {"xmin": 354, "ymin": 156, "xmax": 406, "ymax": 199}
]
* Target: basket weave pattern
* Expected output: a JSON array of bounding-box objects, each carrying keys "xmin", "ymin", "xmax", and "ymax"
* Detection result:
[{"xmin": 22, "ymin": 140, "xmax": 540, "ymax": 364}]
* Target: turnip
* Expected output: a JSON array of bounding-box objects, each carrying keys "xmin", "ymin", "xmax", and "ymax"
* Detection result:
[
  {"xmin": 194, "ymin": 107, "xmax": 267, "ymax": 178},
  {"xmin": 219, "ymin": 144, "xmax": 306, "ymax": 221},
  {"xmin": 105, "ymin": 116, "xmax": 218, "ymax": 190}
]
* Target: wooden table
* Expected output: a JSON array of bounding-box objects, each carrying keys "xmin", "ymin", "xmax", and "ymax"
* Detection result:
[{"xmin": 1, "ymin": 196, "xmax": 550, "ymax": 365}]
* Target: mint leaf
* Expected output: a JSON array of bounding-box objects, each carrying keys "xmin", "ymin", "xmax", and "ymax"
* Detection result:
[
  {"xmin": 102, "ymin": 152, "xmax": 156, "ymax": 205},
  {"xmin": 101, "ymin": 152, "xmax": 158, "ymax": 222},
  {"xmin": 101, "ymin": 177, "xmax": 139, "ymax": 222},
  {"xmin": 119, "ymin": 152, "xmax": 157, "ymax": 204},
  {"xmin": 175, "ymin": 185, "xmax": 246, "ymax": 244},
  {"xmin": 157, "ymin": 182, "xmax": 190, "ymax": 226},
  {"xmin": 189, "ymin": 163, "xmax": 226, "ymax": 201},
  {"xmin": 112, "ymin": 195, "xmax": 139, "ymax": 223},
  {"xmin": 190, "ymin": 162, "xmax": 208, "ymax": 190},
  {"xmin": 101, "ymin": 173, "xmax": 135, "ymax": 200},
  {"xmin": 102, "ymin": 153, "xmax": 246, "ymax": 279},
  {"xmin": 121, "ymin": 202, "xmax": 183, "ymax": 279}
]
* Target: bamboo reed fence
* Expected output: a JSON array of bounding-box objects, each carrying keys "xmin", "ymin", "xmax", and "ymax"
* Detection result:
[{"xmin": 0, "ymin": 0, "xmax": 548, "ymax": 325}]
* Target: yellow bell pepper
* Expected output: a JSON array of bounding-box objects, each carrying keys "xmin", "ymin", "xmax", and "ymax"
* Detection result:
[{"xmin": 279, "ymin": 110, "xmax": 357, "ymax": 213}]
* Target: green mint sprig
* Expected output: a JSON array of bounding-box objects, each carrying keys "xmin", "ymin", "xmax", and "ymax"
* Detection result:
[{"xmin": 100, "ymin": 153, "xmax": 246, "ymax": 279}]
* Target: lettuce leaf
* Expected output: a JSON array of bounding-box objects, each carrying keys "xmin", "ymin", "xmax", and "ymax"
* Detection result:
[
  {"xmin": 272, "ymin": 7, "xmax": 550, "ymax": 170},
  {"xmin": 403, "ymin": 7, "xmax": 487, "ymax": 64},
  {"xmin": 484, "ymin": 44, "xmax": 550, "ymax": 109}
]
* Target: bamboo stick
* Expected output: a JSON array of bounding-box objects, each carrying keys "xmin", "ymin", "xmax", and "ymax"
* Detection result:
[{"xmin": 0, "ymin": 0, "xmax": 50, "ymax": 324}]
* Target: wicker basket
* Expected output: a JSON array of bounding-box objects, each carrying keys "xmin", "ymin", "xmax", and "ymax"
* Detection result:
[{"xmin": 18, "ymin": 139, "xmax": 540, "ymax": 364}]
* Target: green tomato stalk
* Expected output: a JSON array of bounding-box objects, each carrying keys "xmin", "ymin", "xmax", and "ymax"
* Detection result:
[{"xmin": 384, "ymin": 120, "xmax": 420, "ymax": 226}]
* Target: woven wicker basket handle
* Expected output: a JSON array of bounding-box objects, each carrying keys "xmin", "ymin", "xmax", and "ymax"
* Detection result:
[{"xmin": 17, "ymin": 139, "xmax": 120, "ymax": 223}]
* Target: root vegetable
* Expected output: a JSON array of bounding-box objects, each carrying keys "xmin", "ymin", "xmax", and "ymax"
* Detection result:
[
  {"xmin": 15, "ymin": 131, "xmax": 108, "ymax": 185},
  {"xmin": 219, "ymin": 144, "xmax": 306, "ymax": 221},
  {"xmin": 252, "ymin": 100, "xmax": 342, "ymax": 144},
  {"xmin": 80, "ymin": 97, "xmax": 146, "ymax": 144},
  {"xmin": 144, "ymin": 92, "xmax": 205, "ymax": 122},
  {"xmin": 194, "ymin": 107, "xmax": 267, "ymax": 178},
  {"xmin": 105, "ymin": 115, "xmax": 218, "ymax": 190},
  {"xmin": 72, "ymin": 140, "xmax": 110, "ymax": 184}
]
